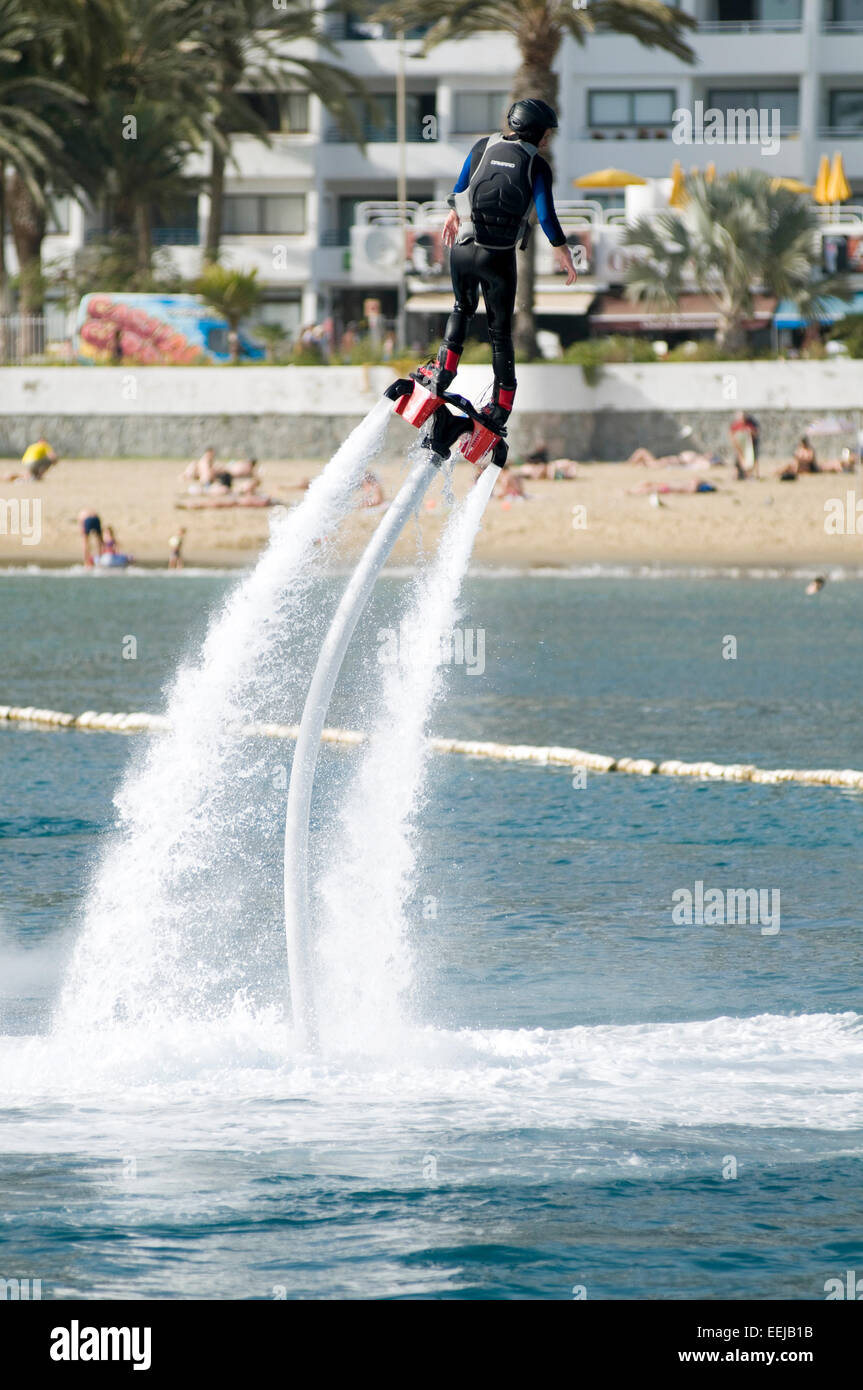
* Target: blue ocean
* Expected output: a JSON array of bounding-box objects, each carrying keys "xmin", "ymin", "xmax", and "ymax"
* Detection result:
[{"xmin": 2, "ymin": 560, "xmax": 862, "ymax": 1301}]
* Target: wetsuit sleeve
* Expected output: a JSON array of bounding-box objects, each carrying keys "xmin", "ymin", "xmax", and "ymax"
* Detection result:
[
  {"xmin": 447, "ymin": 138, "xmax": 489, "ymax": 207},
  {"xmin": 532, "ymin": 158, "xmax": 567, "ymax": 247}
]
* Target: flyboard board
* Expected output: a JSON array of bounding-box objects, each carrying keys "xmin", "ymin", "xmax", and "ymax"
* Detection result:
[
  {"xmin": 284, "ymin": 372, "xmax": 505, "ymax": 1047},
  {"xmin": 384, "ymin": 371, "xmax": 509, "ymax": 470}
]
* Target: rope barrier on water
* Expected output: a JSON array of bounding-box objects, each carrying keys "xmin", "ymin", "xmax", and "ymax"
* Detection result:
[{"xmin": 3, "ymin": 703, "xmax": 862, "ymax": 791}]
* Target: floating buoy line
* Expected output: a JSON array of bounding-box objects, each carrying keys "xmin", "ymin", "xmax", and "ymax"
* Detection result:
[{"xmin": 3, "ymin": 704, "xmax": 862, "ymax": 791}]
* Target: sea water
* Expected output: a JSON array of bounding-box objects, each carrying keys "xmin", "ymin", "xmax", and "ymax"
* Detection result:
[{"xmin": 1, "ymin": 567, "xmax": 862, "ymax": 1300}]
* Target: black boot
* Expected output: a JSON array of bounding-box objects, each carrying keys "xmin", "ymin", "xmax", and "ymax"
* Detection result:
[
  {"xmin": 416, "ymin": 345, "xmax": 460, "ymax": 398},
  {"xmin": 480, "ymin": 383, "xmax": 515, "ymax": 435}
]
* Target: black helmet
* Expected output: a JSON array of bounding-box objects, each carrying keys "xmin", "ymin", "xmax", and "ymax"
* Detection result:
[{"xmin": 507, "ymin": 98, "xmax": 558, "ymax": 144}]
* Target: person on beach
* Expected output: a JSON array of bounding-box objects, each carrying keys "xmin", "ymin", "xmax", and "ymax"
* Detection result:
[
  {"xmin": 3, "ymin": 437, "xmax": 60, "ymax": 482},
  {"xmin": 416, "ymin": 99, "xmax": 578, "ymax": 434},
  {"xmin": 818, "ymin": 447, "xmax": 857, "ymax": 473},
  {"xmin": 730, "ymin": 412, "xmax": 760, "ymax": 479},
  {"xmin": 78, "ymin": 509, "xmax": 103, "ymax": 566},
  {"xmin": 775, "ymin": 437, "xmax": 819, "ymax": 481},
  {"xmin": 627, "ymin": 478, "xmax": 718, "ymax": 495},
  {"xmin": 793, "ymin": 436, "xmax": 818, "ymax": 473},
  {"xmin": 358, "ymin": 471, "xmax": 385, "ymax": 509},
  {"xmin": 515, "ymin": 446, "xmax": 580, "ymax": 479},
  {"xmin": 179, "ymin": 447, "xmax": 217, "ymax": 490},
  {"xmin": 97, "ymin": 524, "xmax": 133, "ymax": 567},
  {"xmin": 627, "ymin": 447, "xmax": 721, "ymax": 470},
  {"xmin": 169, "ymin": 528, "xmax": 186, "ymax": 570}
]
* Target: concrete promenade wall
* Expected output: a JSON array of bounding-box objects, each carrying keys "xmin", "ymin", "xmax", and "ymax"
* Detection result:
[{"xmin": 1, "ymin": 362, "xmax": 861, "ymax": 460}]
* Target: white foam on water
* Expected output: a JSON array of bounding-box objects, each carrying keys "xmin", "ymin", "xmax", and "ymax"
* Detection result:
[
  {"xmin": 53, "ymin": 400, "xmax": 392, "ymax": 1039},
  {"xmin": 312, "ymin": 463, "xmax": 500, "ymax": 1056},
  {"xmin": 0, "ymin": 1011, "xmax": 860, "ymax": 1157}
]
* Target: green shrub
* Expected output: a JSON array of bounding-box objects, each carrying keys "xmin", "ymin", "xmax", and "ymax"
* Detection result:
[
  {"xmin": 828, "ymin": 314, "xmax": 863, "ymax": 357},
  {"xmin": 458, "ymin": 339, "xmax": 493, "ymax": 364},
  {"xmin": 560, "ymin": 336, "xmax": 654, "ymax": 383}
]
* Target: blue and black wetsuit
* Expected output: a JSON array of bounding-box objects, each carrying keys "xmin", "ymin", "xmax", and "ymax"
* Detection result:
[{"xmin": 438, "ymin": 133, "xmax": 567, "ymax": 413}]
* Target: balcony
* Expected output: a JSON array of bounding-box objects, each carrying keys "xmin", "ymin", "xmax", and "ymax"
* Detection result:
[
  {"xmin": 581, "ymin": 127, "xmax": 675, "ymax": 143},
  {"xmin": 321, "ymin": 14, "xmax": 430, "ymax": 41},
  {"xmin": 689, "ymin": 23, "xmax": 806, "ymax": 74},
  {"xmin": 697, "ymin": 19, "xmax": 801, "ymax": 30},
  {"xmin": 323, "ymin": 120, "xmax": 432, "ymax": 144},
  {"xmin": 152, "ymin": 228, "xmax": 199, "ymax": 246}
]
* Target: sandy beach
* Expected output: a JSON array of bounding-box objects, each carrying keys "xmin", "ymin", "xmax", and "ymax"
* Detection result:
[{"xmin": 2, "ymin": 454, "xmax": 861, "ymax": 571}]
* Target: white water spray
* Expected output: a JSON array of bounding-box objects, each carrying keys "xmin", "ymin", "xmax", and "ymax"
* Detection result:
[
  {"xmin": 313, "ymin": 463, "xmax": 500, "ymax": 1054},
  {"xmin": 55, "ymin": 401, "xmax": 392, "ymax": 1038}
]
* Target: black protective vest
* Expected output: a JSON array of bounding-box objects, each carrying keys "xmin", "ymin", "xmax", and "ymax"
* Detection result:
[{"xmin": 453, "ymin": 134, "xmax": 538, "ymax": 250}]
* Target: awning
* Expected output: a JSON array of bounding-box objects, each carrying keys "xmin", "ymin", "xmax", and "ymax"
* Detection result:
[
  {"xmin": 590, "ymin": 293, "xmax": 775, "ymax": 332},
  {"xmin": 774, "ymin": 293, "xmax": 863, "ymax": 330},
  {"xmin": 405, "ymin": 291, "xmax": 595, "ymax": 317}
]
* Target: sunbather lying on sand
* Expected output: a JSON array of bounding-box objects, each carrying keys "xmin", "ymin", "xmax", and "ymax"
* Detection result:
[
  {"xmin": 627, "ymin": 478, "xmax": 718, "ymax": 495},
  {"xmin": 175, "ymin": 493, "xmax": 286, "ymax": 510},
  {"xmin": 627, "ymin": 447, "xmax": 721, "ymax": 470},
  {"xmin": 516, "ymin": 459, "xmax": 579, "ymax": 480}
]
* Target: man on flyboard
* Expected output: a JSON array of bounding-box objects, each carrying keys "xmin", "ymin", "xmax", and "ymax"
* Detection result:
[{"xmin": 416, "ymin": 97, "xmax": 578, "ymax": 434}]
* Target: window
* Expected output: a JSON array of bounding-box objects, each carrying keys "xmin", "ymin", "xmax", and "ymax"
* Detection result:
[
  {"xmin": 282, "ymin": 93, "xmax": 310, "ymax": 133},
  {"xmin": 152, "ymin": 195, "xmax": 199, "ymax": 245},
  {"xmin": 707, "ymin": 88, "xmax": 799, "ymax": 128},
  {"xmin": 831, "ymin": 0, "xmax": 863, "ymax": 19},
  {"xmin": 223, "ymin": 194, "xmax": 306, "ymax": 235},
  {"xmin": 255, "ymin": 297, "xmax": 303, "ymax": 339},
  {"xmin": 328, "ymin": 93, "xmax": 436, "ymax": 142},
  {"xmin": 453, "ymin": 92, "xmax": 509, "ymax": 133},
  {"xmin": 46, "ymin": 197, "xmax": 71, "ymax": 235},
  {"xmin": 830, "ymin": 91, "xmax": 863, "ymax": 129},
  {"xmin": 588, "ymin": 90, "xmax": 675, "ymax": 128},
  {"xmin": 238, "ymin": 92, "xmax": 309, "ymax": 134}
]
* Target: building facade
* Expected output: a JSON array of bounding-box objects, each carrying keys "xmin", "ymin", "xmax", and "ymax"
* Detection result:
[{"xmin": 7, "ymin": 0, "xmax": 863, "ymax": 344}]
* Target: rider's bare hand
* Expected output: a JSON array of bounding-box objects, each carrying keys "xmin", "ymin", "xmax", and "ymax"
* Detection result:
[
  {"xmin": 442, "ymin": 210, "xmax": 460, "ymax": 248},
  {"xmin": 555, "ymin": 245, "xmax": 578, "ymax": 286}
]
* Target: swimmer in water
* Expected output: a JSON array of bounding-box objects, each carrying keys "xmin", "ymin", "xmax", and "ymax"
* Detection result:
[{"xmin": 805, "ymin": 575, "xmax": 826, "ymax": 596}]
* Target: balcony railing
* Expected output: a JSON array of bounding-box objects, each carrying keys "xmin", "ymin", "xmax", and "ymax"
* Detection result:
[
  {"xmin": 821, "ymin": 20, "xmax": 863, "ymax": 30},
  {"xmin": 583, "ymin": 127, "xmax": 674, "ymax": 140},
  {"xmin": 152, "ymin": 228, "xmax": 200, "ymax": 246},
  {"xmin": 84, "ymin": 227, "xmax": 200, "ymax": 245},
  {"xmin": 816, "ymin": 204, "xmax": 863, "ymax": 223},
  {"xmin": 697, "ymin": 20, "xmax": 802, "ymax": 31},
  {"xmin": 321, "ymin": 15, "xmax": 430, "ymax": 41},
  {"xmin": 323, "ymin": 120, "xmax": 434, "ymax": 144},
  {"xmin": 818, "ymin": 126, "xmax": 863, "ymax": 139}
]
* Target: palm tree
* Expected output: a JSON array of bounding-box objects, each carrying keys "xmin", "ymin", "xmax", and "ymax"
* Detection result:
[
  {"xmin": 0, "ymin": 0, "xmax": 86, "ymax": 319},
  {"xmin": 622, "ymin": 169, "xmax": 848, "ymax": 354},
  {"xmin": 187, "ymin": 0, "xmax": 367, "ymax": 263},
  {"xmin": 375, "ymin": 0, "xmax": 696, "ymax": 356},
  {"xmin": 1, "ymin": 0, "xmax": 125, "ymax": 318},
  {"xmin": 89, "ymin": 94, "xmax": 202, "ymax": 277},
  {"xmin": 196, "ymin": 261, "xmax": 261, "ymax": 360}
]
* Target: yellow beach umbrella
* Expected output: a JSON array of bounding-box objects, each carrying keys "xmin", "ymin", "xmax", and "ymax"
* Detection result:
[
  {"xmin": 771, "ymin": 177, "xmax": 812, "ymax": 194},
  {"xmin": 827, "ymin": 152, "xmax": 851, "ymax": 204},
  {"xmin": 705, "ymin": 162, "xmax": 717, "ymax": 183},
  {"xmin": 572, "ymin": 168, "xmax": 647, "ymax": 189},
  {"xmin": 668, "ymin": 159, "xmax": 687, "ymax": 208},
  {"xmin": 813, "ymin": 154, "xmax": 831, "ymax": 205}
]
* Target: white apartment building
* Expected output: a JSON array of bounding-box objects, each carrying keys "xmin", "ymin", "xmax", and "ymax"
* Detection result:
[{"xmin": 11, "ymin": 0, "xmax": 863, "ymax": 343}]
